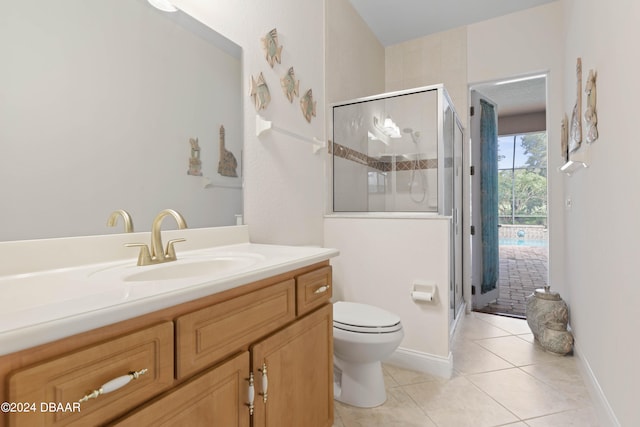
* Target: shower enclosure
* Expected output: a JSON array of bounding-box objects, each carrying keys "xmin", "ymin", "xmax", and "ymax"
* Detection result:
[
  {"xmin": 332, "ymin": 86, "xmax": 460, "ymax": 214},
  {"xmin": 331, "ymin": 85, "xmax": 465, "ymax": 320}
]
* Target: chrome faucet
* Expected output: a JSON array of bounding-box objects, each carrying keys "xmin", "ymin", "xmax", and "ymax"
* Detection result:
[
  {"xmin": 126, "ymin": 209, "xmax": 187, "ymax": 266},
  {"xmin": 107, "ymin": 209, "xmax": 134, "ymax": 233}
]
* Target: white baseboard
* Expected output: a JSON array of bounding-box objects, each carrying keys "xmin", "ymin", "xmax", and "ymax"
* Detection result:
[
  {"xmin": 385, "ymin": 346, "xmax": 453, "ymax": 379},
  {"xmin": 573, "ymin": 341, "xmax": 620, "ymax": 427}
]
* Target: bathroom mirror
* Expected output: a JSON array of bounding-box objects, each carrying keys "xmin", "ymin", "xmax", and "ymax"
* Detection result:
[{"xmin": 0, "ymin": 0, "xmax": 243, "ymax": 241}]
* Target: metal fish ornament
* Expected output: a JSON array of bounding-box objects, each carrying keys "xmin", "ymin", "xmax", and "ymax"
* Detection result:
[
  {"xmin": 249, "ymin": 72, "xmax": 271, "ymax": 111},
  {"xmin": 261, "ymin": 28, "xmax": 282, "ymax": 68},
  {"xmin": 300, "ymin": 89, "xmax": 316, "ymax": 123},
  {"xmin": 280, "ymin": 67, "xmax": 299, "ymax": 103}
]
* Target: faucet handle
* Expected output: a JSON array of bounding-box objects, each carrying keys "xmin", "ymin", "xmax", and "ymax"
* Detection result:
[
  {"xmin": 165, "ymin": 238, "xmax": 186, "ymax": 260},
  {"xmin": 125, "ymin": 243, "xmax": 153, "ymax": 266}
]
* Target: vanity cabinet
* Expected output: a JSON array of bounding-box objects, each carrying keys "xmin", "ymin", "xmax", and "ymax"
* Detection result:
[
  {"xmin": 113, "ymin": 304, "xmax": 333, "ymax": 427},
  {"xmin": 0, "ymin": 262, "xmax": 333, "ymax": 427}
]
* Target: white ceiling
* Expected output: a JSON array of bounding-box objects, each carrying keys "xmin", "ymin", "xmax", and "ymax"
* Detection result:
[
  {"xmin": 348, "ymin": 0, "xmax": 553, "ymax": 116},
  {"xmin": 348, "ymin": 0, "xmax": 558, "ymax": 47},
  {"xmin": 473, "ymin": 76, "xmax": 547, "ymax": 116}
]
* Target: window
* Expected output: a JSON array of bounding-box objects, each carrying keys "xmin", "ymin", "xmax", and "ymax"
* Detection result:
[{"xmin": 497, "ymin": 133, "xmax": 547, "ymax": 226}]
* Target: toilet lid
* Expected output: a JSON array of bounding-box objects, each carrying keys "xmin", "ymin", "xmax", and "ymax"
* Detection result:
[{"xmin": 333, "ymin": 301, "xmax": 402, "ymax": 333}]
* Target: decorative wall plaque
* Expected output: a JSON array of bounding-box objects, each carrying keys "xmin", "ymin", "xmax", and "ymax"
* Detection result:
[
  {"xmin": 300, "ymin": 88, "xmax": 316, "ymax": 123},
  {"xmin": 261, "ymin": 28, "xmax": 282, "ymax": 68},
  {"xmin": 249, "ymin": 72, "xmax": 271, "ymax": 111}
]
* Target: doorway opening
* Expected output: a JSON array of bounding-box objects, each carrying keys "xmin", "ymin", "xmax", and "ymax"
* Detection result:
[{"xmin": 470, "ymin": 75, "xmax": 548, "ymax": 318}]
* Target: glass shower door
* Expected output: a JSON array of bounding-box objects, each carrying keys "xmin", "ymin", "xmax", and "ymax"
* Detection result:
[{"xmin": 442, "ymin": 98, "xmax": 464, "ymax": 322}]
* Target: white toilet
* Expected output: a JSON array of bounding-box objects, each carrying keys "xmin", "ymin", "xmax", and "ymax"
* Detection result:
[{"xmin": 332, "ymin": 301, "xmax": 404, "ymax": 408}]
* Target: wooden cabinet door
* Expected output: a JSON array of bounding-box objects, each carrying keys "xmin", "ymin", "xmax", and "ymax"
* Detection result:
[
  {"xmin": 111, "ymin": 352, "xmax": 250, "ymax": 427},
  {"xmin": 251, "ymin": 304, "xmax": 333, "ymax": 427}
]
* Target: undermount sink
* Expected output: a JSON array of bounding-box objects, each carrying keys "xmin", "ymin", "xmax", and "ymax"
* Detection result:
[{"xmin": 89, "ymin": 252, "xmax": 266, "ymax": 283}]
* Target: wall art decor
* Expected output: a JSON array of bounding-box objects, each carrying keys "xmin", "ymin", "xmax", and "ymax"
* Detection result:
[
  {"xmin": 569, "ymin": 57, "xmax": 582, "ymax": 153},
  {"xmin": 187, "ymin": 137, "xmax": 202, "ymax": 176},
  {"xmin": 217, "ymin": 125, "xmax": 238, "ymax": 177},
  {"xmin": 561, "ymin": 114, "xmax": 569, "ymax": 163},
  {"xmin": 584, "ymin": 69, "xmax": 598, "ymax": 143},
  {"xmin": 281, "ymin": 66, "xmax": 300, "ymax": 103},
  {"xmin": 249, "ymin": 72, "xmax": 271, "ymax": 111},
  {"xmin": 300, "ymin": 88, "xmax": 317, "ymax": 123},
  {"xmin": 261, "ymin": 28, "xmax": 282, "ymax": 68}
]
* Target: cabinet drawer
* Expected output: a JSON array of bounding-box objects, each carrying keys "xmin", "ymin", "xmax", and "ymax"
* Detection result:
[
  {"xmin": 176, "ymin": 279, "xmax": 295, "ymax": 379},
  {"xmin": 8, "ymin": 322, "xmax": 174, "ymax": 427},
  {"xmin": 296, "ymin": 266, "xmax": 332, "ymax": 316}
]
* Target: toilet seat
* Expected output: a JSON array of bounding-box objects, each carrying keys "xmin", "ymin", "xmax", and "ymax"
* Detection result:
[{"xmin": 333, "ymin": 302, "xmax": 402, "ymax": 334}]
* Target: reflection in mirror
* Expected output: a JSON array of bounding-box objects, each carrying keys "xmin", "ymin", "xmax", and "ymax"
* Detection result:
[{"xmin": 0, "ymin": 0, "xmax": 243, "ymax": 241}]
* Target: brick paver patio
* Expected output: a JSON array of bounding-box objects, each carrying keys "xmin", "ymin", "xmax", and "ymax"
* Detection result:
[{"xmin": 475, "ymin": 245, "xmax": 548, "ymax": 317}]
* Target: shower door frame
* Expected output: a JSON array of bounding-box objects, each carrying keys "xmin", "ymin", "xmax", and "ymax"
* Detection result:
[{"xmin": 438, "ymin": 89, "xmax": 465, "ymax": 323}]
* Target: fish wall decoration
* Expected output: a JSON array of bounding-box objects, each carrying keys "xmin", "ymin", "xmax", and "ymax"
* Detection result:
[
  {"xmin": 300, "ymin": 89, "xmax": 317, "ymax": 123},
  {"xmin": 261, "ymin": 28, "xmax": 282, "ymax": 68},
  {"xmin": 569, "ymin": 58, "xmax": 582, "ymax": 153},
  {"xmin": 249, "ymin": 72, "xmax": 271, "ymax": 111},
  {"xmin": 281, "ymin": 67, "xmax": 300, "ymax": 103},
  {"xmin": 584, "ymin": 69, "xmax": 598, "ymax": 144}
]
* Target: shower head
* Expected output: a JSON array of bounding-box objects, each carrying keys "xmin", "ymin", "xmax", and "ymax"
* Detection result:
[{"xmin": 403, "ymin": 128, "xmax": 420, "ymax": 143}]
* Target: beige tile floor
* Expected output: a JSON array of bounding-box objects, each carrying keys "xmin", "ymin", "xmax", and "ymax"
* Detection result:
[{"xmin": 333, "ymin": 311, "xmax": 600, "ymax": 427}]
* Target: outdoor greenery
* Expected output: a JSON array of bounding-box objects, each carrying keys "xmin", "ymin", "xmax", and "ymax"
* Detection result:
[{"xmin": 498, "ymin": 133, "xmax": 547, "ymax": 226}]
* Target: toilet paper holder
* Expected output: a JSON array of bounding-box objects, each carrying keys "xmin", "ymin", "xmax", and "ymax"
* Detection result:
[{"xmin": 411, "ymin": 281, "xmax": 437, "ymax": 303}]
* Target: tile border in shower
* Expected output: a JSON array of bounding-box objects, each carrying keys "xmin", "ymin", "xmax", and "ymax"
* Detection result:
[{"xmin": 331, "ymin": 141, "xmax": 438, "ymax": 172}]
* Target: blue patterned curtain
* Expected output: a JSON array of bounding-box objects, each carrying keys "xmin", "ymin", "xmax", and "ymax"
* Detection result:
[{"xmin": 480, "ymin": 99, "xmax": 498, "ymax": 293}]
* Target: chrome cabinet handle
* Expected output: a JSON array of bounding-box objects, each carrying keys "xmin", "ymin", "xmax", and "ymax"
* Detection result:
[
  {"xmin": 246, "ymin": 372, "xmax": 255, "ymax": 415},
  {"xmin": 78, "ymin": 368, "xmax": 148, "ymax": 403},
  {"xmin": 314, "ymin": 285, "xmax": 331, "ymax": 294},
  {"xmin": 258, "ymin": 363, "xmax": 268, "ymax": 403}
]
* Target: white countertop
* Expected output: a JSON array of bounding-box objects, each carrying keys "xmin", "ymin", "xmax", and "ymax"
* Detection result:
[{"xmin": 0, "ymin": 241, "xmax": 338, "ymax": 356}]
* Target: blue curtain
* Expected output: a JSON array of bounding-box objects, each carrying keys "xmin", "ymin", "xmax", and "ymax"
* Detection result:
[{"xmin": 480, "ymin": 99, "xmax": 498, "ymax": 293}]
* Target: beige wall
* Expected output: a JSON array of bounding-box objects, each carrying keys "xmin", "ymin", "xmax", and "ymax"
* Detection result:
[
  {"xmin": 174, "ymin": 0, "xmax": 326, "ymax": 246},
  {"xmin": 325, "ymin": 0, "xmax": 385, "ymax": 103},
  {"xmin": 562, "ymin": 0, "xmax": 640, "ymax": 425},
  {"xmin": 385, "ymin": 28, "xmax": 469, "ymax": 125}
]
